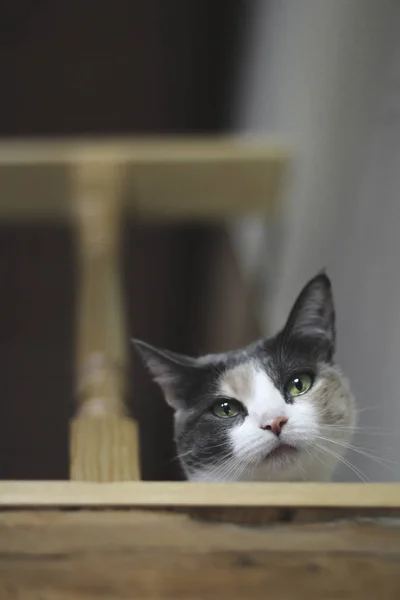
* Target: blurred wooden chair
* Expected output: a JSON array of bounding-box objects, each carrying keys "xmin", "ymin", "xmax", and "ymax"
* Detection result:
[{"xmin": 0, "ymin": 136, "xmax": 286, "ymax": 482}]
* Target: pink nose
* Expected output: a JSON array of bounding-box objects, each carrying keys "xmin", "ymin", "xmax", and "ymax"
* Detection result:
[{"xmin": 261, "ymin": 417, "xmax": 288, "ymax": 436}]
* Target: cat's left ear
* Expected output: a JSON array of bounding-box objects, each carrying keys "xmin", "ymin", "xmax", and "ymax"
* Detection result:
[
  {"xmin": 283, "ymin": 272, "xmax": 335, "ymax": 359},
  {"xmin": 132, "ymin": 339, "xmax": 200, "ymax": 410}
]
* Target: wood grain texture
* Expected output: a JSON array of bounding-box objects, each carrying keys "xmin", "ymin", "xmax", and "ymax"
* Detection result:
[
  {"xmin": 0, "ymin": 136, "xmax": 287, "ymax": 220},
  {"xmin": 70, "ymin": 418, "xmax": 140, "ymax": 482},
  {"xmin": 0, "ymin": 510, "xmax": 400, "ymax": 599}
]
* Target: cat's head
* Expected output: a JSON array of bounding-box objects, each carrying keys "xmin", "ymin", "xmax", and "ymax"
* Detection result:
[{"xmin": 134, "ymin": 273, "xmax": 355, "ymax": 482}]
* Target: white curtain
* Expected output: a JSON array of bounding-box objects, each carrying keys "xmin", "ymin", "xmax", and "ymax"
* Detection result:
[{"xmin": 232, "ymin": 0, "xmax": 400, "ymax": 481}]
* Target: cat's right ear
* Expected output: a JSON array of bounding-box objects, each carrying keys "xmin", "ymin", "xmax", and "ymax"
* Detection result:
[
  {"xmin": 132, "ymin": 339, "xmax": 199, "ymax": 410},
  {"xmin": 282, "ymin": 272, "xmax": 335, "ymax": 361}
]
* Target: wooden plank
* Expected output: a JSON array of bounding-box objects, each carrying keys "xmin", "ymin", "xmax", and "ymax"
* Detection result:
[
  {"xmin": 70, "ymin": 162, "xmax": 140, "ymax": 481},
  {"xmin": 0, "ymin": 510, "xmax": 400, "ymax": 599},
  {"xmin": 0, "ymin": 136, "xmax": 287, "ymax": 220},
  {"xmin": 1, "ymin": 481, "xmax": 400, "ymax": 508},
  {"xmin": 0, "ymin": 136, "xmax": 287, "ymax": 165}
]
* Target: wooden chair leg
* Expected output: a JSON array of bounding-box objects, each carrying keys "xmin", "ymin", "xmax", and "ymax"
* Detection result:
[{"xmin": 69, "ymin": 162, "xmax": 140, "ymax": 481}]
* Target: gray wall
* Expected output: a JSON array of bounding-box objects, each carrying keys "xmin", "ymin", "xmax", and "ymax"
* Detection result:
[{"xmin": 233, "ymin": 0, "xmax": 400, "ymax": 481}]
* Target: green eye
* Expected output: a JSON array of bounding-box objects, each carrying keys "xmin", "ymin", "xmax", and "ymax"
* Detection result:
[
  {"xmin": 212, "ymin": 399, "xmax": 242, "ymax": 418},
  {"xmin": 286, "ymin": 373, "xmax": 313, "ymax": 397}
]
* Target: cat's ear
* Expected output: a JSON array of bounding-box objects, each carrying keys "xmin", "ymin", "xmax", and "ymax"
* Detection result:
[
  {"xmin": 132, "ymin": 339, "xmax": 200, "ymax": 410},
  {"xmin": 283, "ymin": 272, "xmax": 335, "ymax": 358}
]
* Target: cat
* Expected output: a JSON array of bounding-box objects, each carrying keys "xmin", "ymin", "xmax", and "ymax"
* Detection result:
[{"xmin": 134, "ymin": 272, "xmax": 355, "ymax": 482}]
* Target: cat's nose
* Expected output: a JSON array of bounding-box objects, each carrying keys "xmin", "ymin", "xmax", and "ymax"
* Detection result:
[{"xmin": 261, "ymin": 417, "xmax": 288, "ymax": 436}]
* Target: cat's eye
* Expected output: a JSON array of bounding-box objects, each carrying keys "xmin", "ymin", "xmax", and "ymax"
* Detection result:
[
  {"xmin": 211, "ymin": 399, "xmax": 243, "ymax": 418},
  {"xmin": 286, "ymin": 373, "xmax": 313, "ymax": 397}
]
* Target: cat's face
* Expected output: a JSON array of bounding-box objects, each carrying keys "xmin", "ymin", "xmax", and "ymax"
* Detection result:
[{"xmin": 135, "ymin": 273, "xmax": 356, "ymax": 482}]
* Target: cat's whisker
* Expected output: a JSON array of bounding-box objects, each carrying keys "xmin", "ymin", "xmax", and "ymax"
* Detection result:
[
  {"xmin": 200, "ymin": 451, "xmax": 234, "ymax": 470},
  {"xmin": 306, "ymin": 444, "xmax": 332, "ymax": 473},
  {"xmin": 319, "ymin": 424, "xmax": 396, "ymax": 433},
  {"xmin": 203, "ymin": 449, "xmax": 238, "ymax": 471},
  {"xmin": 321, "ymin": 428, "xmax": 398, "ymax": 438},
  {"xmin": 179, "ymin": 447, "xmax": 234, "ymax": 473},
  {"xmin": 203, "ymin": 449, "xmax": 260, "ymax": 482},
  {"xmin": 236, "ymin": 451, "xmax": 265, "ymax": 481},
  {"xmin": 169, "ymin": 449, "xmax": 195, "ymax": 463},
  {"xmin": 314, "ymin": 435, "xmax": 400, "ymax": 476},
  {"xmin": 230, "ymin": 457, "xmax": 253, "ymax": 481},
  {"xmin": 355, "ymin": 404, "xmax": 381, "ymax": 413},
  {"xmin": 312, "ymin": 441, "xmax": 370, "ymax": 482},
  {"xmin": 172, "ymin": 441, "xmax": 230, "ymax": 464},
  {"xmin": 291, "ymin": 422, "xmax": 398, "ymax": 437},
  {"xmin": 206, "ymin": 457, "xmax": 240, "ymax": 482},
  {"xmin": 315, "ymin": 435, "xmax": 395, "ymax": 457}
]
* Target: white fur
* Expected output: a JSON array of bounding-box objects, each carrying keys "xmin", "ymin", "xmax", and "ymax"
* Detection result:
[{"xmin": 192, "ymin": 362, "xmax": 354, "ymax": 482}]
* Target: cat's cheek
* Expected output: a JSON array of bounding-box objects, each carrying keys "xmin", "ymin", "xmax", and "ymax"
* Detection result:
[
  {"xmin": 309, "ymin": 367, "xmax": 356, "ymax": 430},
  {"xmin": 285, "ymin": 400, "xmax": 320, "ymax": 447}
]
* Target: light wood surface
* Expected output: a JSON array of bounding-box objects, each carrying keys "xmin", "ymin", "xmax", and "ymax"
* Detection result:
[
  {"xmin": 1, "ymin": 510, "xmax": 399, "ymax": 599},
  {"xmin": 70, "ymin": 162, "xmax": 140, "ymax": 481},
  {"xmin": 70, "ymin": 418, "xmax": 140, "ymax": 482},
  {"xmin": 73, "ymin": 162, "xmax": 127, "ymax": 418},
  {"xmin": 1, "ymin": 481, "xmax": 400, "ymax": 508},
  {"xmin": 0, "ymin": 136, "xmax": 287, "ymax": 220}
]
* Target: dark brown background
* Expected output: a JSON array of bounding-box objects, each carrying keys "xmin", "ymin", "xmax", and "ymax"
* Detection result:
[{"xmin": 0, "ymin": 0, "xmax": 258, "ymax": 481}]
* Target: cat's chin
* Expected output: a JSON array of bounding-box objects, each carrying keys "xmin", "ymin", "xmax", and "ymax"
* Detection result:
[
  {"xmin": 265, "ymin": 443, "xmax": 298, "ymax": 462},
  {"xmin": 253, "ymin": 443, "xmax": 302, "ymax": 474}
]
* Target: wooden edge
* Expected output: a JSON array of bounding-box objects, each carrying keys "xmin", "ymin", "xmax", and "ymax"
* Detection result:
[
  {"xmin": 0, "ymin": 136, "xmax": 288, "ymax": 221},
  {"xmin": 1, "ymin": 482, "xmax": 400, "ymax": 508},
  {"xmin": 0, "ymin": 136, "xmax": 288, "ymax": 164},
  {"xmin": 0, "ymin": 509, "xmax": 399, "ymax": 551},
  {"xmin": 1, "ymin": 511, "xmax": 400, "ymax": 599}
]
